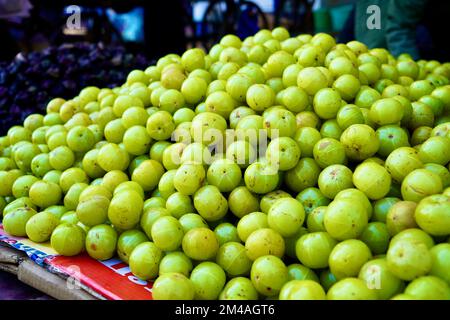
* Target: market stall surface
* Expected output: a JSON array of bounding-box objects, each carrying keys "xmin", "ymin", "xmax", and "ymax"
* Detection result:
[{"xmin": 0, "ymin": 271, "xmax": 52, "ymax": 300}]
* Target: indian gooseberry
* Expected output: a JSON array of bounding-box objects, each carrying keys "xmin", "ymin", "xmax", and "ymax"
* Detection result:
[
  {"xmin": 401, "ymin": 169, "xmax": 443, "ymax": 202},
  {"xmin": 404, "ymin": 276, "xmax": 450, "ymax": 300},
  {"xmin": 385, "ymin": 147, "xmax": 423, "ymax": 183},
  {"xmin": 287, "ymin": 264, "xmax": 319, "ymax": 282},
  {"xmin": 335, "ymin": 188, "xmax": 373, "ymax": 220},
  {"xmin": 353, "ymin": 162, "xmax": 391, "ymax": 200},
  {"xmin": 279, "ymin": 280, "xmax": 326, "ymax": 300},
  {"xmin": 414, "ymin": 194, "xmax": 450, "ymax": 236},
  {"xmin": 340, "ymin": 124, "xmax": 379, "ymax": 161},
  {"xmin": 324, "ymin": 199, "xmax": 368, "ymax": 240},
  {"xmin": 358, "ymin": 258, "xmax": 404, "ymax": 300},
  {"xmin": 386, "ymin": 239, "xmax": 432, "ymax": 281},
  {"xmin": 327, "ymin": 278, "xmax": 377, "ymax": 300},
  {"xmin": 296, "ymin": 232, "xmax": 337, "ymax": 269},
  {"xmin": 152, "ymin": 272, "xmax": 195, "ymax": 300},
  {"xmin": 250, "ymin": 255, "xmax": 288, "ymax": 296},
  {"xmin": 360, "ymin": 222, "xmax": 390, "ymax": 255},
  {"xmin": 318, "ymin": 164, "xmax": 354, "ymax": 199},
  {"xmin": 245, "ymin": 228, "xmax": 285, "ymax": 260},
  {"xmin": 329, "ymin": 239, "xmax": 372, "ymax": 280},
  {"xmin": 313, "ymin": 138, "xmax": 347, "ymax": 168},
  {"xmin": 372, "ymin": 197, "xmax": 401, "ymax": 222},
  {"xmin": 296, "ymin": 187, "xmax": 330, "ymax": 216},
  {"xmin": 386, "ymin": 201, "xmax": 418, "ymax": 236},
  {"xmin": 267, "ymin": 198, "xmax": 305, "ymax": 237}
]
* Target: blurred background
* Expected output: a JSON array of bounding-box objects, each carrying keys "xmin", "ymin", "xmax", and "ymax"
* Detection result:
[
  {"xmin": 0, "ymin": 0, "xmax": 355, "ymax": 62},
  {"xmin": 0, "ymin": 0, "xmax": 356, "ymax": 131},
  {"xmin": 1, "ymin": 0, "xmax": 449, "ymax": 134}
]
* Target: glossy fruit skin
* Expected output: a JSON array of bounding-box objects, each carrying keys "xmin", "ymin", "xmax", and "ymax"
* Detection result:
[
  {"xmin": 423, "ymin": 163, "xmax": 450, "ymax": 188},
  {"xmin": 108, "ymin": 190, "xmax": 143, "ymax": 230},
  {"xmin": 318, "ymin": 164, "xmax": 354, "ymax": 199},
  {"xmin": 358, "ymin": 258, "xmax": 404, "ymax": 300},
  {"xmin": 418, "ymin": 136, "xmax": 450, "ymax": 165},
  {"xmin": 236, "ymin": 211, "xmax": 268, "ymax": 242},
  {"xmin": 3, "ymin": 207, "xmax": 37, "ymax": 237},
  {"xmin": 190, "ymin": 262, "xmax": 226, "ymax": 300},
  {"xmin": 76, "ymin": 195, "xmax": 110, "ymax": 227},
  {"xmin": 414, "ymin": 194, "xmax": 450, "ymax": 236},
  {"xmin": 429, "ymin": 243, "xmax": 450, "ymax": 284},
  {"xmin": 117, "ymin": 230, "xmax": 149, "ymax": 264},
  {"xmin": 178, "ymin": 213, "xmax": 208, "ymax": 233},
  {"xmin": 369, "ymin": 98, "xmax": 404, "ymax": 125},
  {"xmin": 194, "ymin": 185, "xmax": 228, "ymax": 222},
  {"xmin": 401, "ymin": 169, "xmax": 443, "ymax": 203},
  {"xmin": 287, "ymin": 263, "xmax": 319, "ymax": 282},
  {"xmin": 266, "ymin": 137, "xmax": 301, "ymax": 171},
  {"xmin": 3, "ymin": 197, "xmax": 36, "ymax": 217},
  {"xmin": 152, "ymin": 273, "xmax": 195, "ymax": 300},
  {"xmin": 228, "ymin": 186, "xmax": 260, "ymax": 218},
  {"xmin": 250, "ymin": 255, "xmax": 288, "ymax": 296},
  {"xmin": 207, "ymin": 158, "xmax": 242, "ymax": 192},
  {"xmin": 129, "ymin": 242, "xmax": 163, "ymax": 280},
  {"xmin": 372, "ymin": 197, "xmax": 401, "ymax": 223},
  {"xmin": 386, "ymin": 200, "xmax": 418, "ymax": 236},
  {"xmin": 376, "ymin": 125, "xmax": 410, "ymax": 157},
  {"xmin": 245, "ymin": 228, "xmax": 285, "ymax": 260},
  {"xmin": 173, "ymin": 162, "xmax": 206, "ymax": 196},
  {"xmin": 151, "ymin": 216, "xmax": 184, "ymax": 251},
  {"xmin": 267, "ymin": 198, "xmax": 305, "ymax": 237},
  {"xmin": 320, "ymin": 269, "xmax": 338, "ymax": 291},
  {"xmin": 329, "ymin": 239, "xmax": 372, "ymax": 280},
  {"xmin": 132, "ymin": 160, "xmax": 165, "ymax": 192},
  {"xmin": 296, "ymin": 232, "xmax": 337, "ymax": 269},
  {"xmin": 353, "ymin": 162, "xmax": 391, "ymax": 200},
  {"xmin": 404, "ymin": 276, "xmax": 450, "ymax": 300},
  {"xmin": 390, "ymin": 228, "xmax": 435, "ymax": 249},
  {"xmin": 219, "ymin": 277, "xmax": 259, "ymax": 300},
  {"xmin": 386, "ymin": 239, "xmax": 432, "ymax": 281},
  {"xmin": 182, "ymin": 227, "xmax": 219, "ymax": 261},
  {"xmin": 335, "ymin": 188, "xmax": 373, "ymax": 220},
  {"xmin": 25, "ymin": 211, "xmax": 59, "ymax": 243},
  {"xmin": 327, "ymin": 278, "xmax": 378, "ymax": 300},
  {"xmin": 214, "ymin": 223, "xmax": 240, "ymax": 246},
  {"xmin": 360, "ymin": 222, "xmax": 390, "ymax": 255},
  {"xmin": 313, "ymin": 88, "xmax": 342, "ymax": 120},
  {"xmin": 29, "ymin": 180, "xmax": 62, "ymax": 209},
  {"xmin": 307, "ymin": 206, "xmax": 327, "ymax": 232},
  {"xmin": 285, "ymin": 158, "xmax": 321, "ymax": 193},
  {"xmin": 313, "ymin": 138, "xmax": 346, "ymax": 168},
  {"xmin": 260, "ymin": 190, "xmax": 291, "ymax": 214},
  {"xmin": 385, "ymin": 147, "xmax": 423, "ymax": 183},
  {"xmin": 296, "ymin": 187, "xmax": 330, "ymax": 216},
  {"xmin": 50, "ymin": 223, "xmax": 86, "ymax": 256},
  {"xmin": 159, "ymin": 252, "xmax": 193, "ymax": 277},
  {"xmin": 85, "ymin": 224, "xmax": 118, "ymax": 261},
  {"xmin": 324, "ymin": 199, "xmax": 368, "ymax": 240},
  {"xmin": 216, "ymin": 242, "xmax": 252, "ymax": 276},
  {"xmin": 279, "ymin": 280, "xmax": 326, "ymax": 300},
  {"xmin": 5, "ymin": 31, "xmax": 450, "ymax": 302}
]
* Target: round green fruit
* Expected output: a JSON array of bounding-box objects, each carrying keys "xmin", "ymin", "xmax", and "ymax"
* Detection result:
[
  {"xmin": 85, "ymin": 224, "xmax": 118, "ymax": 260},
  {"xmin": 250, "ymin": 255, "xmax": 288, "ymax": 296},
  {"xmin": 386, "ymin": 239, "xmax": 432, "ymax": 281},
  {"xmin": 401, "ymin": 169, "xmax": 442, "ymax": 202},
  {"xmin": 50, "ymin": 223, "xmax": 85, "ymax": 256},
  {"xmin": 129, "ymin": 242, "xmax": 163, "ymax": 280},
  {"xmin": 353, "ymin": 162, "xmax": 391, "ymax": 200}
]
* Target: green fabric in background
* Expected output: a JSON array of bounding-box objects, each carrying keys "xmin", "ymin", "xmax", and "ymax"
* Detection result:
[
  {"xmin": 354, "ymin": 0, "xmax": 427, "ymax": 59},
  {"xmin": 354, "ymin": 0, "xmax": 389, "ymax": 50}
]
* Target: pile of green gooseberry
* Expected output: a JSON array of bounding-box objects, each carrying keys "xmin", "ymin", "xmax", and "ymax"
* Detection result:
[{"xmin": 1, "ymin": 27, "xmax": 450, "ymax": 300}]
